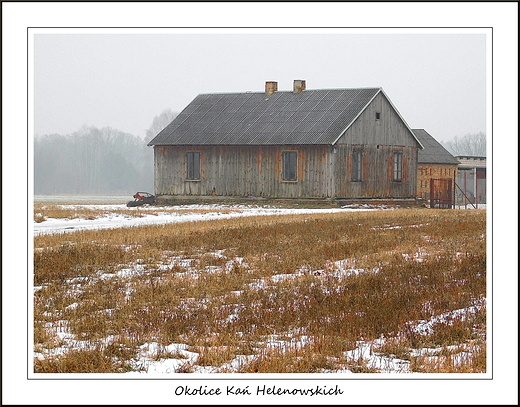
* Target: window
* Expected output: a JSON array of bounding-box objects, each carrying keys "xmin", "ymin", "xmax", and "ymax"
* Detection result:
[
  {"xmin": 282, "ymin": 151, "xmax": 297, "ymax": 181},
  {"xmin": 375, "ymin": 112, "xmax": 381, "ymax": 120},
  {"xmin": 393, "ymin": 152, "xmax": 403, "ymax": 182},
  {"xmin": 186, "ymin": 152, "xmax": 200, "ymax": 180},
  {"xmin": 352, "ymin": 151, "xmax": 363, "ymax": 181}
]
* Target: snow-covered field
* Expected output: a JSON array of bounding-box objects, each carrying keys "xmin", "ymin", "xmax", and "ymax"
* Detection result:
[
  {"xmin": 32, "ymin": 201, "xmax": 489, "ymax": 378},
  {"xmin": 33, "ymin": 203, "xmax": 382, "ymax": 235}
]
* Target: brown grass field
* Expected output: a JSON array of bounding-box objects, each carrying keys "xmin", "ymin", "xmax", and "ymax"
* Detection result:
[
  {"xmin": 33, "ymin": 203, "xmax": 242, "ymax": 223},
  {"xmin": 33, "ymin": 206, "xmax": 487, "ymax": 374}
]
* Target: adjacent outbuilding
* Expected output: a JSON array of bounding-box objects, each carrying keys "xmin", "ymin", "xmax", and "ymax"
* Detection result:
[{"xmin": 413, "ymin": 128, "xmax": 459, "ymax": 208}]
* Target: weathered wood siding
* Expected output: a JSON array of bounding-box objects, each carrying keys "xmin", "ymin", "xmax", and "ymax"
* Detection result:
[
  {"xmin": 154, "ymin": 145, "xmax": 333, "ymax": 198},
  {"xmin": 334, "ymin": 144, "xmax": 418, "ymax": 198},
  {"xmin": 155, "ymin": 143, "xmax": 418, "ymax": 199},
  {"xmin": 330, "ymin": 91, "xmax": 420, "ymax": 198},
  {"xmin": 337, "ymin": 92, "xmax": 418, "ymax": 147}
]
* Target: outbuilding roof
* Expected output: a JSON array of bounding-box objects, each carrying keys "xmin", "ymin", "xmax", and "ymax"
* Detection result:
[
  {"xmin": 413, "ymin": 129, "xmax": 459, "ymax": 165},
  {"xmin": 149, "ymin": 87, "xmax": 421, "ymax": 147}
]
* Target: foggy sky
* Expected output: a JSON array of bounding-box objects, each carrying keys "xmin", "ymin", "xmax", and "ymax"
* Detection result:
[{"xmin": 33, "ymin": 31, "xmax": 487, "ymax": 142}]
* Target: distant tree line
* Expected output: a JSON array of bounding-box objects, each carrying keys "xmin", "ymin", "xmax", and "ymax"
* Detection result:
[
  {"xmin": 441, "ymin": 132, "xmax": 486, "ymax": 157},
  {"xmin": 35, "ymin": 111, "xmax": 484, "ymax": 195},
  {"xmin": 34, "ymin": 109, "xmax": 177, "ymax": 195}
]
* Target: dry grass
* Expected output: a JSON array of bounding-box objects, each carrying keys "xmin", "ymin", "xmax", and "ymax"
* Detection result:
[
  {"xmin": 33, "ymin": 204, "xmax": 242, "ymax": 223},
  {"xmin": 34, "ymin": 345, "xmax": 138, "ymax": 373},
  {"xmin": 33, "ymin": 208, "xmax": 487, "ymax": 373}
]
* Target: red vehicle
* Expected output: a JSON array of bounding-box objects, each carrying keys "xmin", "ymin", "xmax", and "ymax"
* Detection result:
[{"xmin": 127, "ymin": 192, "xmax": 155, "ymax": 207}]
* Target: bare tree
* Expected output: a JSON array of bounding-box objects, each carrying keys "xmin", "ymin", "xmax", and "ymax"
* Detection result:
[
  {"xmin": 34, "ymin": 126, "xmax": 154, "ymax": 194},
  {"xmin": 441, "ymin": 132, "xmax": 487, "ymax": 157},
  {"xmin": 34, "ymin": 109, "xmax": 181, "ymax": 195},
  {"xmin": 145, "ymin": 108, "xmax": 178, "ymax": 143}
]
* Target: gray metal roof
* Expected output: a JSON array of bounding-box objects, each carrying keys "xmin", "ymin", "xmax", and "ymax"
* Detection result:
[
  {"xmin": 413, "ymin": 129, "xmax": 459, "ymax": 165},
  {"xmin": 149, "ymin": 87, "xmax": 397, "ymax": 146}
]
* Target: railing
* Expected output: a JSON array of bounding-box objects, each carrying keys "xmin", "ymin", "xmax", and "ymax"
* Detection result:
[{"xmin": 454, "ymin": 182, "xmax": 477, "ymax": 209}]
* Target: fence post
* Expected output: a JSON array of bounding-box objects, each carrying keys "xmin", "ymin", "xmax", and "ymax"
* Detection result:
[{"xmin": 475, "ymin": 167, "xmax": 478, "ymax": 209}]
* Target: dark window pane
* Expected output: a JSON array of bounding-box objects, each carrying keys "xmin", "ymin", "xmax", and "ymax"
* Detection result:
[
  {"xmin": 393, "ymin": 152, "xmax": 403, "ymax": 182},
  {"xmin": 352, "ymin": 151, "xmax": 362, "ymax": 181},
  {"xmin": 187, "ymin": 152, "xmax": 200, "ymax": 180},
  {"xmin": 282, "ymin": 151, "xmax": 297, "ymax": 181}
]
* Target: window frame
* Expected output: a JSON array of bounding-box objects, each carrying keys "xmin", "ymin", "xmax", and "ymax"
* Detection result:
[
  {"xmin": 281, "ymin": 150, "xmax": 298, "ymax": 182},
  {"xmin": 392, "ymin": 151, "xmax": 403, "ymax": 182},
  {"xmin": 186, "ymin": 151, "xmax": 201, "ymax": 181},
  {"xmin": 352, "ymin": 150, "xmax": 363, "ymax": 182}
]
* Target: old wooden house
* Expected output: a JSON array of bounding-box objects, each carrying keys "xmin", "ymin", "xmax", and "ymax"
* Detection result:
[
  {"xmin": 148, "ymin": 81, "xmax": 424, "ymax": 203},
  {"xmin": 413, "ymin": 129, "xmax": 459, "ymax": 207}
]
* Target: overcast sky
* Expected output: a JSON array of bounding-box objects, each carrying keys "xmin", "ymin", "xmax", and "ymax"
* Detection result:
[{"xmin": 33, "ymin": 30, "xmax": 487, "ymax": 142}]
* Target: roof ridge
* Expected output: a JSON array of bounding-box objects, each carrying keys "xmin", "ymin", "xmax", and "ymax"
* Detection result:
[{"xmin": 197, "ymin": 87, "xmax": 383, "ymax": 96}]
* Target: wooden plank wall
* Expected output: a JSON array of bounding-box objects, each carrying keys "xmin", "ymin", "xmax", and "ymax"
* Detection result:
[
  {"xmin": 334, "ymin": 144, "xmax": 418, "ymax": 198},
  {"xmin": 340, "ymin": 92, "xmax": 419, "ymax": 147},
  {"xmin": 329, "ymin": 90, "xmax": 420, "ymax": 198},
  {"xmin": 154, "ymin": 145, "xmax": 332, "ymax": 198},
  {"xmin": 154, "ymin": 143, "xmax": 418, "ymax": 199}
]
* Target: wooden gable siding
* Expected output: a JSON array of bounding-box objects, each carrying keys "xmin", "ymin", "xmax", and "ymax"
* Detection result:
[
  {"xmin": 338, "ymin": 92, "xmax": 418, "ymax": 147},
  {"xmin": 328, "ymin": 91, "xmax": 419, "ymax": 198},
  {"xmin": 154, "ymin": 145, "xmax": 333, "ymax": 198}
]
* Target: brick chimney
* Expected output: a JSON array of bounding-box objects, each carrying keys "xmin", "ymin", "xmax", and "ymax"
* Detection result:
[
  {"xmin": 265, "ymin": 81, "xmax": 278, "ymax": 96},
  {"xmin": 293, "ymin": 79, "xmax": 306, "ymax": 94}
]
